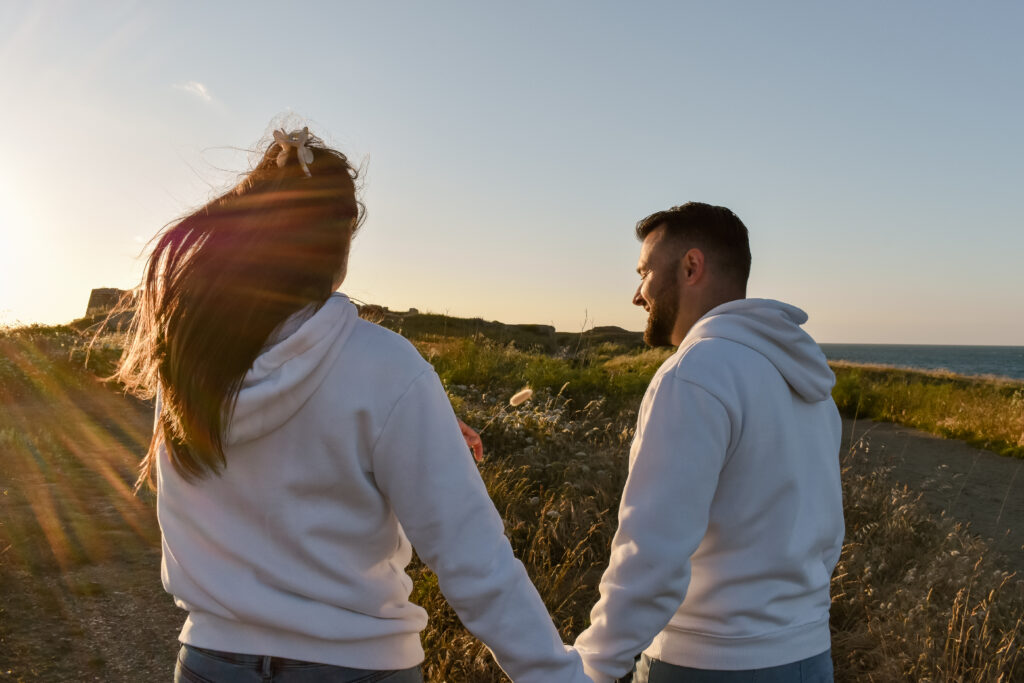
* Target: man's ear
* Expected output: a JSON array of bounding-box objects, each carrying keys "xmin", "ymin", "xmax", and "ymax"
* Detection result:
[{"xmin": 680, "ymin": 248, "xmax": 705, "ymax": 284}]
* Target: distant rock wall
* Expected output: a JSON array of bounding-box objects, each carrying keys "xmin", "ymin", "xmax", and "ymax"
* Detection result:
[
  {"xmin": 356, "ymin": 304, "xmax": 644, "ymax": 353},
  {"xmin": 86, "ymin": 288, "xmax": 129, "ymax": 317}
]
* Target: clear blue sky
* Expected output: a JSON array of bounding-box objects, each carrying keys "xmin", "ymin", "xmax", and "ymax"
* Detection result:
[{"xmin": 1, "ymin": 1, "xmax": 1021, "ymax": 344}]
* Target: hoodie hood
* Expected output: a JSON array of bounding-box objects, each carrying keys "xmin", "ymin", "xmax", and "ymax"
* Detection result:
[
  {"xmin": 224, "ymin": 293, "xmax": 359, "ymax": 445},
  {"xmin": 682, "ymin": 298, "xmax": 834, "ymax": 402}
]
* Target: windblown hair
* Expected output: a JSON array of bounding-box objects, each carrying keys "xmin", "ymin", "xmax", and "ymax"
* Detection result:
[
  {"xmin": 117, "ymin": 129, "xmax": 362, "ymax": 491},
  {"xmin": 635, "ymin": 202, "xmax": 751, "ymax": 289}
]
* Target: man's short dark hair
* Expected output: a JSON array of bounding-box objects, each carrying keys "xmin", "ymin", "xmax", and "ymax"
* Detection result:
[{"xmin": 635, "ymin": 202, "xmax": 751, "ymax": 288}]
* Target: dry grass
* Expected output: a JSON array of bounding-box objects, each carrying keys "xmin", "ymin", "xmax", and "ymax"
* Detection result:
[
  {"xmin": 408, "ymin": 381, "xmax": 1024, "ymax": 682},
  {"xmin": 1, "ymin": 325, "xmax": 1022, "ymax": 681},
  {"xmin": 832, "ymin": 434, "xmax": 1023, "ymax": 681}
]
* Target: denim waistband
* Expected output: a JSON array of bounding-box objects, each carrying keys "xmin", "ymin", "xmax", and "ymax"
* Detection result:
[
  {"xmin": 187, "ymin": 644, "xmax": 328, "ymax": 671},
  {"xmin": 178, "ymin": 643, "xmax": 424, "ymax": 683}
]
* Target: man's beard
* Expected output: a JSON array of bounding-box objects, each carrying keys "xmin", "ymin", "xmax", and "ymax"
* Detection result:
[{"xmin": 643, "ymin": 275, "xmax": 679, "ymax": 348}]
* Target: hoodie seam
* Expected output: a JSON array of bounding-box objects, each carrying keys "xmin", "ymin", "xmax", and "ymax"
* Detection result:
[
  {"xmin": 667, "ymin": 341, "xmax": 733, "ymax": 411},
  {"xmin": 367, "ymin": 367, "xmax": 435, "ymax": 466},
  {"xmin": 667, "ymin": 375, "xmax": 730, "ymax": 417},
  {"xmin": 676, "ymin": 337, "xmax": 763, "ymax": 378},
  {"xmin": 667, "ymin": 375, "xmax": 739, "ymax": 464},
  {"xmin": 704, "ymin": 337, "xmax": 781, "ymax": 375}
]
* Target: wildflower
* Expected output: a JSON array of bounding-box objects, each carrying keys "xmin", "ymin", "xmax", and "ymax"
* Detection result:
[{"xmin": 509, "ymin": 387, "xmax": 533, "ymax": 406}]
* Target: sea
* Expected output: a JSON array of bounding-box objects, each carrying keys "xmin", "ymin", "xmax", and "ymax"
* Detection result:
[{"xmin": 819, "ymin": 344, "xmax": 1024, "ymax": 382}]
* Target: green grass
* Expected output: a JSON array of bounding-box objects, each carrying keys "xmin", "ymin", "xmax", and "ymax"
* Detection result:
[
  {"xmin": 831, "ymin": 362, "xmax": 1024, "ymax": 458},
  {"xmin": 417, "ymin": 336, "xmax": 670, "ymax": 415},
  {"xmin": 8, "ymin": 318, "xmax": 1021, "ymax": 461}
]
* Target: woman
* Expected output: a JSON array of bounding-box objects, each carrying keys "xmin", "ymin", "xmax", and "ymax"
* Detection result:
[{"xmin": 118, "ymin": 126, "xmax": 590, "ymax": 682}]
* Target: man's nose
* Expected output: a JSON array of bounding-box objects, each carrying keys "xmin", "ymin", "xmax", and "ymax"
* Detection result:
[{"xmin": 632, "ymin": 286, "xmax": 645, "ymax": 307}]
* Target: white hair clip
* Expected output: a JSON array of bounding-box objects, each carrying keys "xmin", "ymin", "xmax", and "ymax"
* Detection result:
[{"xmin": 273, "ymin": 127, "xmax": 314, "ymax": 177}]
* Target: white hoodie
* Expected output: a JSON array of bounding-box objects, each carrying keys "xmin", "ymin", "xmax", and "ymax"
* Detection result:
[
  {"xmin": 574, "ymin": 299, "xmax": 844, "ymax": 682},
  {"xmin": 156, "ymin": 293, "xmax": 591, "ymax": 682}
]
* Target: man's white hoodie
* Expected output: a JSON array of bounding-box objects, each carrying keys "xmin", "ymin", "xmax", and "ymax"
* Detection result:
[
  {"xmin": 157, "ymin": 293, "xmax": 591, "ymax": 682},
  {"xmin": 574, "ymin": 298, "xmax": 845, "ymax": 682}
]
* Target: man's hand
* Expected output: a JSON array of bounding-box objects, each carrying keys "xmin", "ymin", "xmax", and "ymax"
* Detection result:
[{"xmin": 457, "ymin": 418, "xmax": 484, "ymax": 462}]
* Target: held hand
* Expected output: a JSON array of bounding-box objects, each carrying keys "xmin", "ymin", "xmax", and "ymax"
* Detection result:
[{"xmin": 457, "ymin": 418, "xmax": 484, "ymax": 462}]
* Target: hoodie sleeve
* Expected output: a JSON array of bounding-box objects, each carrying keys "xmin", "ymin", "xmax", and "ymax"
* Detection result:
[
  {"xmin": 370, "ymin": 369, "xmax": 592, "ymax": 683},
  {"xmin": 573, "ymin": 373, "xmax": 731, "ymax": 683}
]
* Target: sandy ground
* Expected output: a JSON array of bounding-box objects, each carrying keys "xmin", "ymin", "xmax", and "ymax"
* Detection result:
[{"xmin": 842, "ymin": 417, "xmax": 1024, "ymax": 574}]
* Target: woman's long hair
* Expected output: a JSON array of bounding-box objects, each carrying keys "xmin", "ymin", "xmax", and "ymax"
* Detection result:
[{"xmin": 117, "ymin": 129, "xmax": 362, "ymax": 491}]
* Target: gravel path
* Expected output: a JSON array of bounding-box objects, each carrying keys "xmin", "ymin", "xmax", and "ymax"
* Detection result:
[{"xmin": 842, "ymin": 417, "xmax": 1024, "ymax": 574}]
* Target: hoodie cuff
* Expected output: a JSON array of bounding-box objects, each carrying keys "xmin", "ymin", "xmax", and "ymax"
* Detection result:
[{"xmin": 583, "ymin": 662, "xmax": 616, "ymax": 683}]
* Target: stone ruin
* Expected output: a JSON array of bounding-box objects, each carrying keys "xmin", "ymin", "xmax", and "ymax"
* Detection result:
[
  {"xmin": 81, "ymin": 288, "xmax": 136, "ymax": 332},
  {"xmin": 86, "ymin": 288, "xmax": 129, "ymax": 317}
]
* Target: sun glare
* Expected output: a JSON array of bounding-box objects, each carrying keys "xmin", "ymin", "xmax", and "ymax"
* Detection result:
[
  {"xmin": 0, "ymin": 175, "xmax": 29, "ymax": 325},
  {"xmin": 0, "ymin": 169, "xmax": 82, "ymax": 327}
]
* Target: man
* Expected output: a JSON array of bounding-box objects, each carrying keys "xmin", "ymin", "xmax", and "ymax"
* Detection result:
[{"xmin": 574, "ymin": 203, "xmax": 844, "ymax": 682}]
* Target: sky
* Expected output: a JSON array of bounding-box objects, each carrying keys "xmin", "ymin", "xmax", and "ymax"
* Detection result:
[{"xmin": 1, "ymin": 1, "xmax": 1021, "ymax": 344}]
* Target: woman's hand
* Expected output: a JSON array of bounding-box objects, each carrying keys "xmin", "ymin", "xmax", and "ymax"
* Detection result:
[{"xmin": 457, "ymin": 418, "xmax": 484, "ymax": 462}]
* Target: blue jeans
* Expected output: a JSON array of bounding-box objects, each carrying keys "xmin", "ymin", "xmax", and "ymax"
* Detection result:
[
  {"xmin": 632, "ymin": 649, "xmax": 833, "ymax": 683},
  {"xmin": 174, "ymin": 644, "xmax": 423, "ymax": 683}
]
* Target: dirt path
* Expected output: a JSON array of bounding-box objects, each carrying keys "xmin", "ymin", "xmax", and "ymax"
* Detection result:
[
  {"xmin": 0, "ymin": 381, "xmax": 182, "ymax": 682},
  {"xmin": 842, "ymin": 417, "xmax": 1024, "ymax": 574}
]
